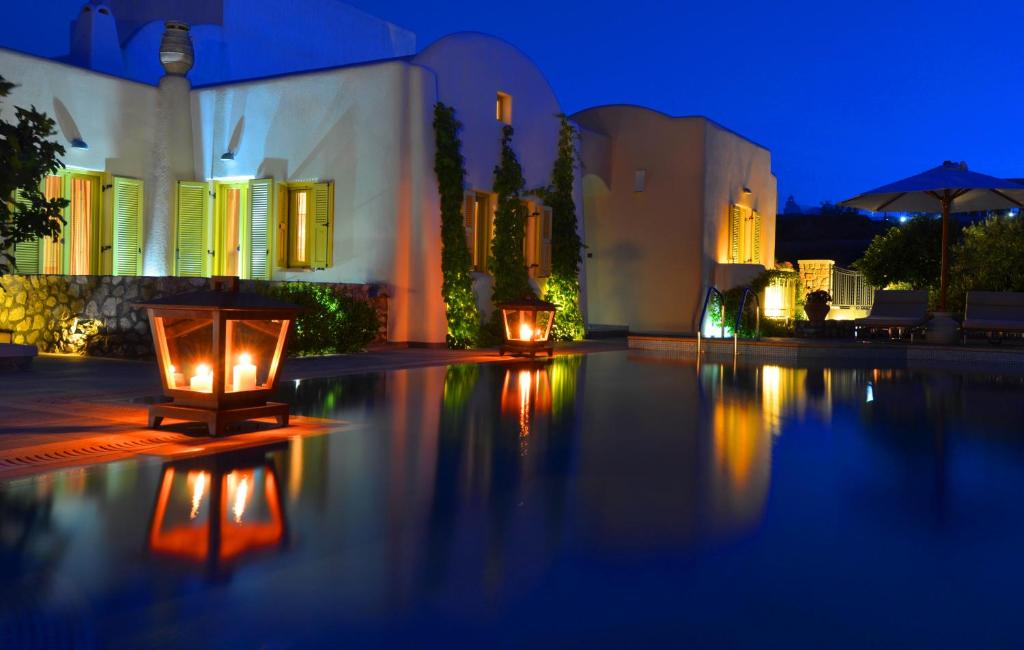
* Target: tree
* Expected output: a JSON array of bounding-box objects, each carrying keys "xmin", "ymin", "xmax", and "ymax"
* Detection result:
[
  {"xmin": 490, "ymin": 125, "xmax": 532, "ymax": 304},
  {"xmin": 0, "ymin": 75, "xmax": 68, "ymax": 275},
  {"xmin": 535, "ymin": 115, "xmax": 584, "ymax": 340},
  {"xmin": 854, "ymin": 215, "xmax": 947, "ymax": 290},
  {"xmin": 783, "ymin": 195, "xmax": 801, "ymax": 215},
  {"xmin": 432, "ymin": 103, "xmax": 480, "ymax": 348},
  {"xmin": 949, "ymin": 214, "xmax": 1024, "ymax": 310}
]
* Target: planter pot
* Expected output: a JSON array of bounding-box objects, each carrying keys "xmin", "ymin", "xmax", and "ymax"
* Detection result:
[
  {"xmin": 926, "ymin": 312, "xmax": 959, "ymax": 346},
  {"xmin": 804, "ymin": 302, "xmax": 830, "ymax": 324}
]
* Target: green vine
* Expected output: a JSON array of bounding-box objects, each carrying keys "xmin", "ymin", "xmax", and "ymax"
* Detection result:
[
  {"xmin": 432, "ymin": 103, "xmax": 480, "ymax": 348},
  {"xmin": 708, "ymin": 269, "xmax": 801, "ymax": 337},
  {"xmin": 534, "ymin": 115, "xmax": 585, "ymax": 340},
  {"xmin": 490, "ymin": 125, "xmax": 533, "ymax": 306}
]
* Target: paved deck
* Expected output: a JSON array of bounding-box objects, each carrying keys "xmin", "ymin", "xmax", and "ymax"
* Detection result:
[{"xmin": 0, "ymin": 341, "xmax": 624, "ymax": 479}]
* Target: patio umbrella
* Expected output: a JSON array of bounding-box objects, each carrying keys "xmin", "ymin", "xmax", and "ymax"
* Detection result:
[{"xmin": 840, "ymin": 161, "xmax": 1024, "ymax": 311}]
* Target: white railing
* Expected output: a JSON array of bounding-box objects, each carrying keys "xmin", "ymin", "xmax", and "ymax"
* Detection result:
[{"xmin": 831, "ymin": 266, "xmax": 874, "ymax": 310}]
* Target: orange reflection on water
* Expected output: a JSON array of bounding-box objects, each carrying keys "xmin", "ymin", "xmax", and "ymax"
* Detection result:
[{"xmin": 501, "ymin": 367, "xmax": 552, "ymax": 455}]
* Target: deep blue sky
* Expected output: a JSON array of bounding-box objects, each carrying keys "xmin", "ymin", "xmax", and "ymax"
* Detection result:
[{"xmin": 350, "ymin": 0, "xmax": 1024, "ymax": 209}]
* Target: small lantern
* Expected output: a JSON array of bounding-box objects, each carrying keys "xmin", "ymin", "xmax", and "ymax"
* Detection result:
[
  {"xmin": 139, "ymin": 276, "xmax": 300, "ymax": 436},
  {"xmin": 147, "ymin": 444, "xmax": 287, "ymax": 581},
  {"xmin": 497, "ymin": 297, "xmax": 557, "ymax": 358}
]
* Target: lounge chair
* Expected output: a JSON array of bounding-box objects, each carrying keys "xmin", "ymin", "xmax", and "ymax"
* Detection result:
[
  {"xmin": 853, "ymin": 290, "xmax": 930, "ymax": 341},
  {"xmin": 0, "ymin": 343, "xmax": 37, "ymax": 371},
  {"xmin": 961, "ymin": 291, "xmax": 1024, "ymax": 342}
]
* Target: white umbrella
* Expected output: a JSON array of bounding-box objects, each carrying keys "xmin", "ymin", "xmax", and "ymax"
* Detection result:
[{"xmin": 841, "ymin": 161, "xmax": 1024, "ymax": 310}]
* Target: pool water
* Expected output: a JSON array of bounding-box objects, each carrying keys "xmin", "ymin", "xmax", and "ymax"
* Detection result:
[{"xmin": 4, "ymin": 351, "xmax": 1024, "ymax": 648}]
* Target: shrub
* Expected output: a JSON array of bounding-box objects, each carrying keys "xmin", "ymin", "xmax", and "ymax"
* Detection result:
[{"xmin": 259, "ymin": 282, "xmax": 380, "ymax": 356}]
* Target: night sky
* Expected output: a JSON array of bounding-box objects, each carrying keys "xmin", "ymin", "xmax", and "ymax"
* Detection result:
[
  {"xmin": 349, "ymin": 0, "xmax": 1024, "ymax": 209},
  {"xmin": 6, "ymin": 0, "xmax": 1023, "ymax": 209}
]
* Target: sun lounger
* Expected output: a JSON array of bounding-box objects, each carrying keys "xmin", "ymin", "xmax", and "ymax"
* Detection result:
[
  {"xmin": 853, "ymin": 290, "xmax": 930, "ymax": 341},
  {"xmin": 0, "ymin": 343, "xmax": 37, "ymax": 371},
  {"xmin": 962, "ymin": 291, "xmax": 1024, "ymax": 342}
]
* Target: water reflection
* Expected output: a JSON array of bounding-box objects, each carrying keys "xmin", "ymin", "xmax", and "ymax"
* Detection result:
[
  {"xmin": 7, "ymin": 355, "xmax": 1024, "ymax": 646},
  {"xmin": 147, "ymin": 444, "xmax": 288, "ymax": 582}
]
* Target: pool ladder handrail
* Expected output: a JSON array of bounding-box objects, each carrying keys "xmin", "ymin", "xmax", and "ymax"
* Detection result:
[{"xmin": 697, "ymin": 286, "xmax": 726, "ymax": 359}]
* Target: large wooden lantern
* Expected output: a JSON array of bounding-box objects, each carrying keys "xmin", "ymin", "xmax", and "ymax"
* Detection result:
[
  {"xmin": 140, "ymin": 277, "xmax": 300, "ymax": 436},
  {"xmin": 497, "ymin": 297, "xmax": 557, "ymax": 358}
]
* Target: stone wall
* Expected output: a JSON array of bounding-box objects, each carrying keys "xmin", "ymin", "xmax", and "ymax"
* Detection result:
[
  {"xmin": 797, "ymin": 259, "xmax": 835, "ymax": 296},
  {"xmin": 0, "ymin": 275, "xmax": 388, "ymax": 357}
]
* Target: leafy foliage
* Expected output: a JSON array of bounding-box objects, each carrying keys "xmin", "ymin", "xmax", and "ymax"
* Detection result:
[
  {"xmin": 490, "ymin": 124, "xmax": 532, "ymax": 305},
  {"xmin": 259, "ymin": 282, "xmax": 380, "ymax": 356},
  {"xmin": 0, "ymin": 75, "xmax": 69, "ymax": 275},
  {"xmin": 949, "ymin": 214, "xmax": 1024, "ymax": 312},
  {"xmin": 432, "ymin": 103, "xmax": 480, "ymax": 348},
  {"xmin": 854, "ymin": 216, "xmax": 948, "ymax": 290},
  {"xmin": 709, "ymin": 269, "xmax": 801, "ymax": 337},
  {"xmin": 534, "ymin": 115, "xmax": 584, "ymax": 341}
]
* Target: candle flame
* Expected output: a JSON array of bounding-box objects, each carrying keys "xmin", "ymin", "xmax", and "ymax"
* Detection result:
[
  {"xmin": 238, "ymin": 352, "xmax": 251, "ymax": 365},
  {"xmin": 195, "ymin": 363, "xmax": 211, "ymax": 377},
  {"xmin": 518, "ymin": 323, "xmax": 534, "ymax": 341},
  {"xmin": 168, "ymin": 364, "xmax": 176, "ymax": 373}
]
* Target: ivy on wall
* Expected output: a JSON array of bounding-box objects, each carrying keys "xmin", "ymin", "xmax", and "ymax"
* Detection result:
[
  {"xmin": 432, "ymin": 103, "xmax": 480, "ymax": 348},
  {"xmin": 490, "ymin": 124, "xmax": 533, "ymax": 305},
  {"xmin": 535, "ymin": 115, "xmax": 585, "ymax": 340}
]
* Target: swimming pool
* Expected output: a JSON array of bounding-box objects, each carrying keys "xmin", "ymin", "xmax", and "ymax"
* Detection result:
[{"xmin": 3, "ymin": 351, "xmax": 1024, "ymax": 648}]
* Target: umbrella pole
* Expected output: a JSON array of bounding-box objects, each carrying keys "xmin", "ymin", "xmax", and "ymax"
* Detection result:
[{"xmin": 939, "ymin": 195, "xmax": 951, "ymax": 311}]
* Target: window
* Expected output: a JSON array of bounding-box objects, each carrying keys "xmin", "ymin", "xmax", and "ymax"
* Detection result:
[
  {"xmin": 280, "ymin": 181, "xmax": 334, "ymax": 270},
  {"xmin": 496, "ymin": 92, "xmax": 512, "ymax": 124},
  {"xmin": 11, "ymin": 170, "xmax": 103, "ymax": 275},
  {"xmin": 177, "ymin": 178, "xmax": 274, "ymax": 279},
  {"xmin": 463, "ymin": 191, "xmax": 494, "ymax": 273},
  {"xmin": 728, "ymin": 204, "xmax": 762, "ymax": 264}
]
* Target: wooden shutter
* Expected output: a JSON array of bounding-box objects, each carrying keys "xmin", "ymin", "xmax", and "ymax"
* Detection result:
[
  {"xmin": 752, "ymin": 210, "xmax": 762, "ymax": 265},
  {"xmin": 728, "ymin": 204, "xmax": 741, "ymax": 263},
  {"xmin": 112, "ymin": 177, "xmax": 143, "ymax": 276},
  {"xmin": 176, "ymin": 181, "xmax": 209, "ymax": 277},
  {"xmin": 249, "ymin": 178, "xmax": 272, "ymax": 280},
  {"xmin": 276, "ymin": 183, "xmax": 289, "ymax": 267},
  {"xmin": 311, "ymin": 181, "xmax": 333, "ymax": 269},
  {"xmin": 463, "ymin": 191, "xmax": 477, "ymax": 269},
  {"xmin": 539, "ymin": 206, "xmax": 553, "ymax": 277},
  {"xmin": 10, "ymin": 190, "xmax": 42, "ymax": 274}
]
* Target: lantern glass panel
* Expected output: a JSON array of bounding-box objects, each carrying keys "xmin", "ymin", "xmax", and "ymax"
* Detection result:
[
  {"xmin": 224, "ymin": 318, "xmax": 289, "ymax": 393},
  {"xmin": 152, "ymin": 315, "xmax": 215, "ymax": 392},
  {"xmin": 502, "ymin": 308, "xmax": 554, "ymax": 342}
]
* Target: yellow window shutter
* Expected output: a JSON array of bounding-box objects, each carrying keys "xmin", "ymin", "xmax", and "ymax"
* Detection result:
[
  {"xmin": 175, "ymin": 181, "xmax": 209, "ymax": 277},
  {"xmin": 463, "ymin": 191, "xmax": 477, "ymax": 269},
  {"xmin": 728, "ymin": 204, "xmax": 741, "ymax": 263},
  {"xmin": 248, "ymin": 178, "xmax": 273, "ymax": 280},
  {"xmin": 10, "ymin": 190, "xmax": 41, "ymax": 274},
  {"xmin": 311, "ymin": 181, "xmax": 333, "ymax": 269},
  {"xmin": 752, "ymin": 210, "xmax": 762, "ymax": 264},
  {"xmin": 112, "ymin": 177, "xmax": 143, "ymax": 276},
  {"xmin": 276, "ymin": 183, "xmax": 289, "ymax": 267},
  {"xmin": 540, "ymin": 206, "xmax": 553, "ymax": 277}
]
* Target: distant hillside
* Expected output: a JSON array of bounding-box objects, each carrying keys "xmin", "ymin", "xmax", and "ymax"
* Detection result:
[{"xmin": 775, "ymin": 212, "xmax": 891, "ymax": 267}]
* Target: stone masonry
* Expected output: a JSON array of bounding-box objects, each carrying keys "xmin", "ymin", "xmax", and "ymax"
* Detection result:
[{"xmin": 0, "ymin": 275, "xmax": 388, "ymax": 357}]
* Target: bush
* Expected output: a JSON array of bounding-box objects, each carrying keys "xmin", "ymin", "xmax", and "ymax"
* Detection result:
[{"xmin": 259, "ymin": 282, "xmax": 380, "ymax": 356}]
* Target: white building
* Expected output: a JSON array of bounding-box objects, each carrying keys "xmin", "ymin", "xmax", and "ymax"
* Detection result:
[{"xmin": 1, "ymin": 1, "xmax": 776, "ymax": 344}]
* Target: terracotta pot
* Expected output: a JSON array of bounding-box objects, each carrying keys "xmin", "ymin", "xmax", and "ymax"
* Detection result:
[{"xmin": 804, "ymin": 301, "xmax": 830, "ymax": 324}]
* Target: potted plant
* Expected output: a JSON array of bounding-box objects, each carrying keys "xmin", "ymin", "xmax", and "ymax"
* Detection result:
[{"xmin": 804, "ymin": 290, "xmax": 832, "ymax": 324}]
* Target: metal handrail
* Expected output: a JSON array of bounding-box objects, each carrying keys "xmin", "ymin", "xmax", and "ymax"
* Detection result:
[
  {"xmin": 698, "ymin": 286, "xmax": 727, "ymax": 338},
  {"xmin": 735, "ymin": 287, "xmax": 761, "ymax": 340}
]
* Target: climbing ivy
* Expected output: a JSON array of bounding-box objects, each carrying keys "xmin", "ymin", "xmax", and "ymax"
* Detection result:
[
  {"xmin": 432, "ymin": 103, "xmax": 480, "ymax": 348},
  {"xmin": 535, "ymin": 115, "xmax": 585, "ymax": 340},
  {"xmin": 490, "ymin": 124, "xmax": 532, "ymax": 305}
]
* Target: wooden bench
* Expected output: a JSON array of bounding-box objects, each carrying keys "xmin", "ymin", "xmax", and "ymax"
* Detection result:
[{"xmin": 0, "ymin": 343, "xmax": 38, "ymax": 371}]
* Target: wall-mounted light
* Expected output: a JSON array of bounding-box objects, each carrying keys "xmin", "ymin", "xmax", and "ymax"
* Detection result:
[
  {"xmin": 220, "ymin": 152, "xmax": 235, "ymax": 161},
  {"xmin": 742, "ymin": 186, "xmax": 752, "ymax": 195},
  {"xmin": 70, "ymin": 138, "xmax": 89, "ymax": 150}
]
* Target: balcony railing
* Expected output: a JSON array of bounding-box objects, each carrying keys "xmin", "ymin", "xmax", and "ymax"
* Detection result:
[{"xmin": 831, "ymin": 266, "xmax": 874, "ymax": 310}]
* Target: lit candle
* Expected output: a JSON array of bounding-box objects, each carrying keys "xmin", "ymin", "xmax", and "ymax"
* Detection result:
[
  {"xmin": 518, "ymin": 322, "xmax": 534, "ymax": 341},
  {"xmin": 168, "ymin": 364, "xmax": 186, "ymax": 389},
  {"xmin": 190, "ymin": 363, "xmax": 213, "ymax": 392},
  {"xmin": 232, "ymin": 353, "xmax": 257, "ymax": 392}
]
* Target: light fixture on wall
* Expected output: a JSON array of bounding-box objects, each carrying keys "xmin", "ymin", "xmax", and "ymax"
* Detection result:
[
  {"xmin": 742, "ymin": 186, "xmax": 752, "ymax": 195},
  {"xmin": 70, "ymin": 138, "xmax": 89, "ymax": 150},
  {"xmin": 220, "ymin": 151, "xmax": 236, "ymax": 161}
]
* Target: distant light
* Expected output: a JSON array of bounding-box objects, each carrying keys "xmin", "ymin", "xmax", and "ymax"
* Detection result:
[
  {"xmin": 294, "ymin": 379, "xmax": 301, "ymax": 388},
  {"xmin": 866, "ymin": 382, "xmax": 874, "ymax": 403},
  {"xmin": 899, "ymin": 216, "xmax": 908, "ymax": 224},
  {"xmin": 70, "ymin": 138, "xmax": 88, "ymax": 150}
]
